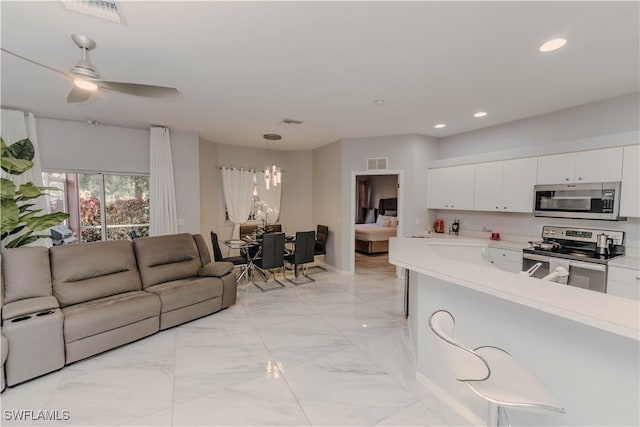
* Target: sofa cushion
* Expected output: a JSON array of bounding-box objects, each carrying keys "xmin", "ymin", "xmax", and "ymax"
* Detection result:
[
  {"xmin": 1, "ymin": 334, "xmax": 7, "ymax": 364},
  {"xmin": 61, "ymin": 291, "xmax": 160, "ymax": 343},
  {"xmin": 51, "ymin": 240, "xmax": 142, "ymax": 308},
  {"xmin": 2, "ymin": 247, "xmax": 52, "ymax": 303},
  {"xmin": 133, "ymin": 234, "xmax": 202, "ymax": 288},
  {"xmin": 2, "ymin": 296, "xmax": 59, "ymax": 320},
  {"xmin": 145, "ymin": 277, "xmax": 223, "ymax": 313},
  {"xmin": 193, "ymin": 234, "xmax": 212, "ymax": 265},
  {"xmin": 199, "ymin": 262, "xmax": 234, "ymax": 278}
]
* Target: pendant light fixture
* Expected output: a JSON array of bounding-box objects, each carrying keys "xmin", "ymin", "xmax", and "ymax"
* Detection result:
[{"xmin": 263, "ymin": 133, "xmax": 282, "ymax": 190}]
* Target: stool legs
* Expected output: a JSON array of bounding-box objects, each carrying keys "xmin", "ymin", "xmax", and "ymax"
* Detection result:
[{"xmin": 487, "ymin": 403, "xmax": 511, "ymax": 427}]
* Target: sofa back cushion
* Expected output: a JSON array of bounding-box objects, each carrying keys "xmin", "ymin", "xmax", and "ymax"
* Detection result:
[
  {"xmin": 133, "ymin": 233, "xmax": 201, "ymax": 288},
  {"xmin": 2, "ymin": 247, "xmax": 53, "ymax": 304},
  {"xmin": 50, "ymin": 240, "xmax": 142, "ymax": 307},
  {"xmin": 192, "ymin": 234, "xmax": 211, "ymax": 265}
]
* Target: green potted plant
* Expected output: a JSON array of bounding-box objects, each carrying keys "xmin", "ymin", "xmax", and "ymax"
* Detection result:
[{"xmin": 1, "ymin": 137, "xmax": 69, "ymax": 249}]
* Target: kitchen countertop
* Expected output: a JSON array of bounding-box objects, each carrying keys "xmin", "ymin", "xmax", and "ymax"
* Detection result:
[
  {"xmin": 389, "ymin": 236, "xmax": 639, "ymax": 341},
  {"xmin": 417, "ymin": 231, "xmax": 531, "ymax": 251},
  {"xmin": 609, "ymin": 255, "xmax": 640, "ymax": 270}
]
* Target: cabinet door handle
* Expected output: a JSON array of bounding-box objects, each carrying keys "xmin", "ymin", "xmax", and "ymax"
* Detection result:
[
  {"xmin": 496, "ymin": 206, "xmax": 499, "ymax": 209},
  {"xmin": 503, "ymin": 206, "xmax": 507, "ymax": 209},
  {"xmin": 636, "ymin": 276, "xmax": 640, "ymax": 280},
  {"xmin": 565, "ymin": 178, "xmax": 570, "ymax": 181},
  {"xmin": 578, "ymin": 177, "xmax": 583, "ymax": 181}
]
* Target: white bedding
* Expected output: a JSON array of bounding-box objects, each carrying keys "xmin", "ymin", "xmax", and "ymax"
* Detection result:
[{"xmin": 355, "ymin": 224, "xmax": 397, "ymax": 242}]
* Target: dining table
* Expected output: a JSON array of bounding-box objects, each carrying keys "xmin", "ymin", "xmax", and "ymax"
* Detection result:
[{"xmin": 223, "ymin": 234, "xmax": 296, "ymax": 283}]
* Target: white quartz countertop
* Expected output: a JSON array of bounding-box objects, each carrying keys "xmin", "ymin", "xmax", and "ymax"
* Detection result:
[
  {"xmin": 609, "ymin": 255, "xmax": 640, "ymax": 271},
  {"xmin": 389, "ymin": 237, "xmax": 640, "ymax": 341}
]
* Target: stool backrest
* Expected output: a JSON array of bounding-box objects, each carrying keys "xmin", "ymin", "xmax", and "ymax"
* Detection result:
[
  {"xmin": 294, "ymin": 231, "xmax": 316, "ymax": 264},
  {"xmin": 261, "ymin": 232, "xmax": 285, "ymax": 269},
  {"xmin": 428, "ymin": 310, "xmax": 490, "ymax": 382}
]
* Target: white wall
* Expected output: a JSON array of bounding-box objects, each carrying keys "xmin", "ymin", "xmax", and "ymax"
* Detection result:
[
  {"xmin": 364, "ymin": 175, "xmax": 398, "ymax": 211},
  {"xmin": 438, "ymin": 92, "xmax": 639, "ymax": 159},
  {"xmin": 312, "ymin": 140, "xmax": 343, "ymax": 268},
  {"xmin": 37, "ymin": 118, "xmax": 201, "ymax": 235},
  {"xmin": 432, "ymin": 93, "xmax": 640, "ymax": 250},
  {"xmin": 340, "ymin": 134, "xmax": 439, "ymax": 271}
]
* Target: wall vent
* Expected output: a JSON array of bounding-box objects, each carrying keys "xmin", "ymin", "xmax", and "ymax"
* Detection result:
[
  {"xmin": 367, "ymin": 157, "xmax": 388, "ymax": 170},
  {"xmin": 61, "ymin": 0, "xmax": 125, "ymax": 24}
]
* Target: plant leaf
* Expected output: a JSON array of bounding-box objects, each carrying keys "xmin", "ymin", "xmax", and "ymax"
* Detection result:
[
  {"xmin": 1, "ymin": 157, "xmax": 33, "ymax": 175},
  {"xmin": 18, "ymin": 182, "xmax": 42, "ymax": 199},
  {"xmin": 24, "ymin": 212, "xmax": 70, "ymax": 231},
  {"xmin": 4, "ymin": 231, "xmax": 45, "ymax": 249},
  {"xmin": 18, "ymin": 203, "xmax": 35, "ymax": 213},
  {"xmin": 5, "ymin": 138, "xmax": 35, "ymax": 161},
  {"xmin": 1, "ymin": 178, "xmax": 16, "ymax": 199},
  {"xmin": 0, "ymin": 137, "xmax": 7, "ymax": 152},
  {"xmin": 1, "ymin": 198, "xmax": 20, "ymax": 234}
]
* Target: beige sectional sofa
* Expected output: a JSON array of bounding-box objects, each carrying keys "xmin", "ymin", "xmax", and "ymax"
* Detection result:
[{"xmin": 0, "ymin": 233, "xmax": 236, "ymax": 388}]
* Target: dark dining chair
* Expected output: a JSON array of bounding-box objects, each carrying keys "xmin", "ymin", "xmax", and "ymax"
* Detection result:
[
  {"xmin": 252, "ymin": 232, "xmax": 286, "ymax": 291},
  {"xmin": 311, "ymin": 224, "xmax": 329, "ymax": 271},
  {"xmin": 285, "ymin": 231, "xmax": 316, "ymax": 285},
  {"xmin": 210, "ymin": 232, "xmax": 248, "ymax": 278}
]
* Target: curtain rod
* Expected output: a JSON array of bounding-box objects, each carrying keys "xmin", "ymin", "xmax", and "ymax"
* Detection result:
[{"xmin": 218, "ymin": 166, "xmax": 285, "ymax": 173}]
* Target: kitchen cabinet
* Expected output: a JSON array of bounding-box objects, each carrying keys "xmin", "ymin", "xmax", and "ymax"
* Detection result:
[
  {"xmin": 488, "ymin": 247, "xmax": 522, "ymax": 273},
  {"xmin": 607, "ymin": 265, "xmax": 640, "ymax": 301},
  {"xmin": 536, "ymin": 147, "xmax": 623, "ymax": 185},
  {"xmin": 475, "ymin": 157, "xmax": 537, "ymax": 213},
  {"xmin": 428, "ymin": 164, "xmax": 475, "ymax": 210},
  {"xmin": 620, "ymin": 145, "xmax": 639, "ymax": 218}
]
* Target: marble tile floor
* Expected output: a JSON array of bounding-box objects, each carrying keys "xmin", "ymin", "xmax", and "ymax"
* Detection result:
[{"xmin": 1, "ymin": 268, "xmax": 459, "ymax": 427}]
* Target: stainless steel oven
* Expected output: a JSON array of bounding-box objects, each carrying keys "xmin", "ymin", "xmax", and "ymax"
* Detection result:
[
  {"xmin": 533, "ymin": 182, "xmax": 623, "ymax": 220},
  {"xmin": 522, "ymin": 253, "xmax": 608, "ymax": 293}
]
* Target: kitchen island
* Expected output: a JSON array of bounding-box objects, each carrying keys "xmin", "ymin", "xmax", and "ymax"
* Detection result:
[{"xmin": 389, "ymin": 236, "xmax": 639, "ymax": 427}]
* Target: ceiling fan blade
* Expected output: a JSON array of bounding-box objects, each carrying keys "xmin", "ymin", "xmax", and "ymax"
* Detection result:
[
  {"xmin": 97, "ymin": 81, "xmax": 179, "ymax": 98},
  {"xmin": 67, "ymin": 87, "xmax": 91, "ymax": 103},
  {"xmin": 1, "ymin": 47, "xmax": 74, "ymax": 80}
]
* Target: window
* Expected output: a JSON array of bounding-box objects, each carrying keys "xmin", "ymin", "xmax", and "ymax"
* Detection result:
[{"xmin": 42, "ymin": 172, "xmax": 149, "ymax": 242}]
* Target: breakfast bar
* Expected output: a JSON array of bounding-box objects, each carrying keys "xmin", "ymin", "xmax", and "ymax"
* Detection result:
[{"xmin": 389, "ymin": 236, "xmax": 639, "ymax": 427}]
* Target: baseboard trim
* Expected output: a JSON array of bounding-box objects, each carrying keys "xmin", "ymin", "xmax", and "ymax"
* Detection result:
[{"xmin": 415, "ymin": 372, "xmax": 484, "ymax": 427}]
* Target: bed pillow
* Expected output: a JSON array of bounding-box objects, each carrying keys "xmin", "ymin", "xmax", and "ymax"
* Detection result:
[
  {"xmin": 376, "ymin": 214, "xmax": 392, "ymax": 226},
  {"xmin": 384, "ymin": 210, "xmax": 397, "ymax": 216},
  {"xmin": 389, "ymin": 217, "xmax": 398, "ymax": 227}
]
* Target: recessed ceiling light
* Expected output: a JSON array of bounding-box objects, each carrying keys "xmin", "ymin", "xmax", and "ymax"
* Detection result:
[
  {"xmin": 539, "ymin": 38, "xmax": 567, "ymax": 52},
  {"xmin": 473, "ymin": 111, "xmax": 487, "ymax": 118},
  {"xmin": 373, "ymin": 99, "xmax": 385, "ymax": 105},
  {"xmin": 434, "ymin": 123, "xmax": 446, "ymax": 129}
]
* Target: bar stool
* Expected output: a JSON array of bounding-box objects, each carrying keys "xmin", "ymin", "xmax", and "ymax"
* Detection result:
[{"xmin": 428, "ymin": 310, "xmax": 564, "ymax": 426}]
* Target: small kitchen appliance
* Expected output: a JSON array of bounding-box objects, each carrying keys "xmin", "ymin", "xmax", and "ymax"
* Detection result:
[
  {"xmin": 434, "ymin": 219, "xmax": 445, "ymax": 233},
  {"xmin": 522, "ymin": 226, "xmax": 625, "ymax": 293},
  {"xmin": 451, "ymin": 219, "xmax": 460, "ymax": 235}
]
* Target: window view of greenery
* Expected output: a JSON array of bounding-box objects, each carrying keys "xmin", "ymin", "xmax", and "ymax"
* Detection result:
[
  {"xmin": 79, "ymin": 174, "xmax": 149, "ymax": 242},
  {"xmin": 41, "ymin": 172, "xmax": 67, "ymax": 219}
]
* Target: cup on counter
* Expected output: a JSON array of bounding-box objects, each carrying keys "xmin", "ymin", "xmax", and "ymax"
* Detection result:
[{"xmin": 491, "ymin": 232, "xmax": 501, "ymax": 240}]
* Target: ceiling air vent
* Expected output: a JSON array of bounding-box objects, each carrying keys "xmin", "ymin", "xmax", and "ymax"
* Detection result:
[
  {"xmin": 61, "ymin": 0, "xmax": 125, "ymax": 24},
  {"xmin": 280, "ymin": 118, "xmax": 304, "ymax": 125},
  {"xmin": 367, "ymin": 158, "xmax": 388, "ymax": 170}
]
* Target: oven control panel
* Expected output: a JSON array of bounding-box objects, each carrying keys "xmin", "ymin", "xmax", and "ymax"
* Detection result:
[{"xmin": 542, "ymin": 226, "xmax": 625, "ymax": 245}]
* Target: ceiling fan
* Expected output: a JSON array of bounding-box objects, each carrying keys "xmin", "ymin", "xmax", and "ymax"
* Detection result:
[{"xmin": 1, "ymin": 34, "xmax": 179, "ymax": 103}]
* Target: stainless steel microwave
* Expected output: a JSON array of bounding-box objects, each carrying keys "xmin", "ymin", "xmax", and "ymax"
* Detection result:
[{"xmin": 533, "ymin": 182, "xmax": 625, "ymax": 220}]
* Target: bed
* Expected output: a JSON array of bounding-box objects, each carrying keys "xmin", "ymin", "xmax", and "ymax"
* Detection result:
[{"xmin": 354, "ymin": 197, "xmax": 397, "ymax": 254}]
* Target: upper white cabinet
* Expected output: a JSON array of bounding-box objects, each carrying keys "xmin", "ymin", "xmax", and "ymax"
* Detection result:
[
  {"xmin": 475, "ymin": 158, "xmax": 537, "ymax": 213},
  {"xmin": 620, "ymin": 145, "xmax": 639, "ymax": 218},
  {"xmin": 537, "ymin": 147, "xmax": 623, "ymax": 184},
  {"xmin": 428, "ymin": 164, "xmax": 475, "ymax": 210}
]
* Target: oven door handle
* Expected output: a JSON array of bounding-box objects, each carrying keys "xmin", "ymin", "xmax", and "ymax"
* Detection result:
[
  {"xmin": 567, "ymin": 260, "xmax": 607, "ymax": 272},
  {"xmin": 523, "ymin": 253, "xmax": 551, "ymax": 263}
]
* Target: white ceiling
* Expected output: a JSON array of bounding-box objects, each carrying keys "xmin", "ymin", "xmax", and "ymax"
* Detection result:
[{"xmin": 1, "ymin": 1, "xmax": 638, "ymax": 150}]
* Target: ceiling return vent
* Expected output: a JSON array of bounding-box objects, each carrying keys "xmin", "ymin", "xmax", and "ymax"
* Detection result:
[
  {"xmin": 279, "ymin": 118, "xmax": 304, "ymax": 125},
  {"xmin": 61, "ymin": 0, "xmax": 125, "ymax": 24},
  {"xmin": 367, "ymin": 157, "xmax": 388, "ymax": 170}
]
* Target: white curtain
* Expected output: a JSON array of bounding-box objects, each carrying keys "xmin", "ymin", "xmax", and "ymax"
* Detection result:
[
  {"xmin": 149, "ymin": 126, "xmax": 178, "ymax": 236},
  {"xmin": 221, "ymin": 167, "xmax": 254, "ymax": 239},
  {"xmin": 256, "ymin": 170, "xmax": 282, "ymax": 223},
  {"xmin": 1, "ymin": 109, "xmax": 51, "ymax": 247}
]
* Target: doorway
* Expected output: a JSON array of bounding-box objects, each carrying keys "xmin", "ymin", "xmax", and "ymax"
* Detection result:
[{"xmin": 349, "ymin": 171, "xmax": 402, "ymax": 276}]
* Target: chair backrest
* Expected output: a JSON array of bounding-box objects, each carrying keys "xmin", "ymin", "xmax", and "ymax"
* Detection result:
[
  {"xmin": 261, "ymin": 232, "xmax": 285, "ymax": 269},
  {"xmin": 316, "ymin": 225, "xmax": 329, "ymax": 252},
  {"xmin": 428, "ymin": 310, "xmax": 490, "ymax": 382},
  {"xmin": 240, "ymin": 224, "xmax": 258, "ymax": 239},
  {"xmin": 210, "ymin": 231, "xmax": 224, "ymax": 262},
  {"xmin": 294, "ymin": 231, "xmax": 316, "ymax": 264}
]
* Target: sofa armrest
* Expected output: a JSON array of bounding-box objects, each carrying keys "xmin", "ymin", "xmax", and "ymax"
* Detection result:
[
  {"xmin": 198, "ymin": 262, "xmax": 234, "ymax": 278},
  {"xmin": 2, "ymin": 296, "xmax": 60, "ymax": 321}
]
